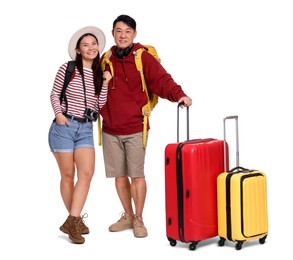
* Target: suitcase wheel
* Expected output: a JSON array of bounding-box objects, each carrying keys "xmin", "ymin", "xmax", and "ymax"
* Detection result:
[
  {"xmin": 189, "ymin": 241, "xmax": 198, "ymax": 251},
  {"xmin": 259, "ymin": 235, "xmax": 267, "ymax": 244},
  {"xmin": 218, "ymin": 237, "xmax": 225, "ymax": 247},
  {"xmin": 235, "ymin": 241, "xmax": 243, "ymax": 250},
  {"xmin": 167, "ymin": 237, "xmax": 177, "ymax": 247}
]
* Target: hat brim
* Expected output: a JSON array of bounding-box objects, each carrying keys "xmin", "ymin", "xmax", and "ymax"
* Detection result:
[{"xmin": 68, "ymin": 26, "xmax": 106, "ymax": 60}]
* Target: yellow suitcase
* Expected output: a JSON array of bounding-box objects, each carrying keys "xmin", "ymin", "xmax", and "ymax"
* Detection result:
[{"xmin": 217, "ymin": 116, "xmax": 268, "ymax": 250}]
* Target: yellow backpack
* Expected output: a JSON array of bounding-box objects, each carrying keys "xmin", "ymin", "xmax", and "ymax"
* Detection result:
[{"xmin": 99, "ymin": 45, "xmax": 160, "ymax": 148}]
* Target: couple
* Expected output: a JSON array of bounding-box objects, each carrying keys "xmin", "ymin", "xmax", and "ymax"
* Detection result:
[{"xmin": 48, "ymin": 14, "xmax": 192, "ymax": 244}]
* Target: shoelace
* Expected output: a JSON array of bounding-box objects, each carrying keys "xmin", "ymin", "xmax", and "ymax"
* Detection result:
[
  {"xmin": 80, "ymin": 213, "xmax": 88, "ymax": 225},
  {"xmin": 71, "ymin": 217, "xmax": 82, "ymax": 235},
  {"xmin": 133, "ymin": 216, "xmax": 144, "ymax": 227},
  {"xmin": 118, "ymin": 212, "xmax": 128, "ymax": 221},
  {"xmin": 118, "ymin": 211, "xmax": 135, "ymax": 222}
]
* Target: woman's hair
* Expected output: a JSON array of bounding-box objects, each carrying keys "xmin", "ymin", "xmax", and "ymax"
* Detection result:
[
  {"xmin": 113, "ymin": 14, "xmax": 136, "ymax": 31},
  {"xmin": 75, "ymin": 33, "xmax": 103, "ymax": 96}
]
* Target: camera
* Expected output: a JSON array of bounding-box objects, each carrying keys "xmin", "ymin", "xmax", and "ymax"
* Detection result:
[{"xmin": 84, "ymin": 107, "xmax": 99, "ymax": 121}]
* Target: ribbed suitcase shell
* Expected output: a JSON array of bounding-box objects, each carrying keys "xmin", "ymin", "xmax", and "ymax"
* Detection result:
[
  {"xmin": 165, "ymin": 138, "xmax": 229, "ymax": 250},
  {"xmin": 217, "ymin": 169, "xmax": 269, "ymax": 249}
]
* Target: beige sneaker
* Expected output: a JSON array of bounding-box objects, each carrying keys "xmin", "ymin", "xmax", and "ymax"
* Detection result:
[
  {"xmin": 109, "ymin": 212, "xmax": 134, "ymax": 232},
  {"xmin": 133, "ymin": 215, "xmax": 148, "ymax": 238}
]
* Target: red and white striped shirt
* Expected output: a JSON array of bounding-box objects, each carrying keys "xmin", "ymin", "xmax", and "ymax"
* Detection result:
[{"xmin": 50, "ymin": 62, "xmax": 108, "ymax": 118}]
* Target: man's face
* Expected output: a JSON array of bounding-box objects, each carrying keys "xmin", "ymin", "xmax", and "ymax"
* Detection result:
[{"xmin": 112, "ymin": 21, "xmax": 137, "ymax": 49}]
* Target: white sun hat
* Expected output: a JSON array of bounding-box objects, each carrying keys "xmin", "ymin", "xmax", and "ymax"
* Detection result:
[{"xmin": 68, "ymin": 26, "xmax": 106, "ymax": 60}]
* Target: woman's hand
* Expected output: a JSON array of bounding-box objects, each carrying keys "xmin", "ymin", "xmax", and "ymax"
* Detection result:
[
  {"xmin": 103, "ymin": 71, "xmax": 112, "ymax": 86},
  {"xmin": 55, "ymin": 113, "xmax": 69, "ymax": 126}
]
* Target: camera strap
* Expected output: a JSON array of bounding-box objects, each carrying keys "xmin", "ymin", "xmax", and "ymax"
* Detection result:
[
  {"xmin": 82, "ymin": 73, "xmax": 100, "ymax": 120},
  {"xmin": 81, "ymin": 75, "xmax": 88, "ymax": 108}
]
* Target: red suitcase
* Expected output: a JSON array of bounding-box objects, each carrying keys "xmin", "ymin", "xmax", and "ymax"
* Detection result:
[{"xmin": 165, "ymin": 105, "xmax": 229, "ymax": 250}]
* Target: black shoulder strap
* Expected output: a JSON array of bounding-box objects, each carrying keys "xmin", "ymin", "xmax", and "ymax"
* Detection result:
[{"xmin": 59, "ymin": 60, "xmax": 75, "ymax": 104}]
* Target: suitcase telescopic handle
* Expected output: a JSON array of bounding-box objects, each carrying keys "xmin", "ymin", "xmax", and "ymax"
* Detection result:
[
  {"xmin": 177, "ymin": 102, "xmax": 189, "ymax": 142},
  {"xmin": 223, "ymin": 115, "xmax": 239, "ymax": 172}
]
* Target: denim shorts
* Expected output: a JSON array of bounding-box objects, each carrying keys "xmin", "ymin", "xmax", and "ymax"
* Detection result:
[{"xmin": 48, "ymin": 119, "xmax": 94, "ymax": 153}]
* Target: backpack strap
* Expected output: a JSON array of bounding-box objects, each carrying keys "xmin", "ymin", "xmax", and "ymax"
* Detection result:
[
  {"xmin": 60, "ymin": 60, "xmax": 75, "ymax": 113},
  {"xmin": 101, "ymin": 50, "xmax": 114, "ymax": 75},
  {"xmin": 97, "ymin": 114, "xmax": 102, "ymax": 145},
  {"xmin": 98, "ymin": 50, "xmax": 114, "ymax": 146},
  {"xmin": 134, "ymin": 48, "xmax": 151, "ymax": 149},
  {"xmin": 134, "ymin": 48, "xmax": 147, "ymax": 93}
]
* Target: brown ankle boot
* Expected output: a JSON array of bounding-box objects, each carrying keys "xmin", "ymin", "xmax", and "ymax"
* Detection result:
[
  {"xmin": 60, "ymin": 214, "xmax": 89, "ymax": 235},
  {"xmin": 62, "ymin": 215, "xmax": 85, "ymax": 244},
  {"xmin": 60, "ymin": 215, "xmax": 71, "ymax": 234}
]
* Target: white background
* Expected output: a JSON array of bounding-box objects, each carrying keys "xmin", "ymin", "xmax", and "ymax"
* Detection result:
[{"xmin": 0, "ymin": 0, "xmax": 292, "ymax": 259}]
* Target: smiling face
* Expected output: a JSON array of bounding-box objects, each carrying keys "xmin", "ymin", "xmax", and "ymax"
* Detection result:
[
  {"xmin": 112, "ymin": 21, "xmax": 137, "ymax": 49},
  {"xmin": 76, "ymin": 35, "xmax": 99, "ymax": 63}
]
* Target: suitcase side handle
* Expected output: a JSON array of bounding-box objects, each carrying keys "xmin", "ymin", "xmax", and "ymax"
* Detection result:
[
  {"xmin": 177, "ymin": 102, "xmax": 189, "ymax": 142},
  {"xmin": 223, "ymin": 115, "xmax": 239, "ymax": 171}
]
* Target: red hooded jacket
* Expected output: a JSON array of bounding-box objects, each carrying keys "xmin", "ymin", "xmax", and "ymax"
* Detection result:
[{"xmin": 100, "ymin": 43, "xmax": 187, "ymax": 135}]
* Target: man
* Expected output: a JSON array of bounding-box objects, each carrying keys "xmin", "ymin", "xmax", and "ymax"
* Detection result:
[{"xmin": 100, "ymin": 14, "xmax": 192, "ymax": 238}]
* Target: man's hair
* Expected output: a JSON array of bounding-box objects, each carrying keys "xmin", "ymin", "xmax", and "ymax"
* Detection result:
[{"xmin": 113, "ymin": 14, "xmax": 136, "ymax": 31}]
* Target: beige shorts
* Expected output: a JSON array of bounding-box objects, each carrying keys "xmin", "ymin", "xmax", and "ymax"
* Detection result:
[{"xmin": 102, "ymin": 132, "xmax": 147, "ymax": 178}]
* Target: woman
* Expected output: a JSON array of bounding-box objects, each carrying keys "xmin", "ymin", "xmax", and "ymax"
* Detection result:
[{"xmin": 49, "ymin": 26, "xmax": 111, "ymax": 244}]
